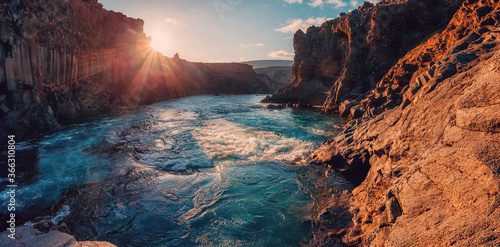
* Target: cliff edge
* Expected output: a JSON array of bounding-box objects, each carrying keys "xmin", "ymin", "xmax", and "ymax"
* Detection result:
[
  {"xmin": 0, "ymin": 0, "xmax": 271, "ymax": 141},
  {"xmin": 263, "ymin": 0, "xmax": 464, "ymax": 109},
  {"xmin": 306, "ymin": 0, "xmax": 500, "ymax": 246}
]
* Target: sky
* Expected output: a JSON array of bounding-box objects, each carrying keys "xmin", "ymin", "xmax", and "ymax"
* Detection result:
[{"xmin": 99, "ymin": 0, "xmax": 379, "ymax": 62}]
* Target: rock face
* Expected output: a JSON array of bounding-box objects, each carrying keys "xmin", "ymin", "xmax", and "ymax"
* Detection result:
[
  {"xmin": 0, "ymin": 0, "xmax": 270, "ymax": 141},
  {"xmin": 0, "ymin": 227, "xmax": 116, "ymax": 247},
  {"xmin": 264, "ymin": 0, "xmax": 464, "ymax": 108},
  {"xmin": 308, "ymin": 0, "xmax": 500, "ymax": 246},
  {"xmin": 357, "ymin": 0, "xmax": 500, "ymax": 119},
  {"xmin": 191, "ymin": 62, "xmax": 272, "ymax": 94},
  {"xmin": 254, "ymin": 66, "xmax": 292, "ymax": 91}
]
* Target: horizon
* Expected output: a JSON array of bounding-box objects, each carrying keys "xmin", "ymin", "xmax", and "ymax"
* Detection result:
[{"xmin": 98, "ymin": 0, "xmax": 379, "ymax": 62}]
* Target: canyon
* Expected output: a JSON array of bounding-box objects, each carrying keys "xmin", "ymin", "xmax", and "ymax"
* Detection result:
[
  {"xmin": 1, "ymin": 0, "xmax": 500, "ymax": 246},
  {"xmin": 0, "ymin": 0, "xmax": 274, "ymax": 142},
  {"xmin": 267, "ymin": 0, "xmax": 500, "ymax": 246}
]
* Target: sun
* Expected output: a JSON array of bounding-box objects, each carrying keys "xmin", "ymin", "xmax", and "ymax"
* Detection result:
[
  {"xmin": 150, "ymin": 37, "xmax": 163, "ymax": 52},
  {"xmin": 148, "ymin": 31, "xmax": 169, "ymax": 54}
]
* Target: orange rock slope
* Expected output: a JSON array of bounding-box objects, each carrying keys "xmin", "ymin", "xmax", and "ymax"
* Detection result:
[{"xmin": 308, "ymin": 0, "xmax": 500, "ymax": 246}]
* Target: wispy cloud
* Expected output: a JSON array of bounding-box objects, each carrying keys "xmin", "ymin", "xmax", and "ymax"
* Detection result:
[
  {"xmin": 275, "ymin": 16, "xmax": 333, "ymax": 34},
  {"xmin": 308, "ymin": 0, "xmax": 323, "ymax": 7},
  {"xmin": 268, "ymin": 50, "xmax": 294, "ymax": 59},
  {"xmin": 350, "ymin": 0, "xmax": 358, "ymax": 7},
  {"xmin": 283, "ymin": 0, "xmax": 303, "ymax": 3},
  {"xmin": 164, "ymin": 18, "xmax": 178, "ymax": 25},
  {"xmin": 327, "ymin": 0, "xmax": 348, "ymax": 8},
  {"xmin": 241, "ymin": 43, "xmax": 266, "ymax": 48},
  {"xmin": 308, "ymin": 0, "xmax": 347, "ymax": 8}
]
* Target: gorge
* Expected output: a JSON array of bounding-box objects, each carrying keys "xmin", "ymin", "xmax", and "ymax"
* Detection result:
[
  {"xmin": 264, "ymin": 0, "xmax": 500, "ymax": 246},
  {"xmin": 0, "ymin": 0, "xmax": 276, "ymax": 142},
  {"xmin": 1, "ymin": 0, "xmax": 500, "ymax": 246}
]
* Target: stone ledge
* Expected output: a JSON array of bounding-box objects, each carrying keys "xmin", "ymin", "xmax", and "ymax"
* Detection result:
[{"xmin": 0, "ymin": 227, "xmax": 116, "ymax": 247}]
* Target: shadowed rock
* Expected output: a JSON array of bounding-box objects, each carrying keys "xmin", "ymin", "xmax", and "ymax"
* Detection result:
[
  {"xmin": 263, "ymin": 0, "xmax": 464, "ymax": 110},
  {"xmin": 0, "ymin": 0, "xmax": 271, "ymax": 141},
  {"xmin": 305, "ymin": 0, "xmax": 500, "ymax": 246}
]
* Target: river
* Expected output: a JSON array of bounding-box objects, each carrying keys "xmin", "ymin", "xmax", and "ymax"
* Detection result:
[{"xmin": 0, "ymin": 95, "xmax": 347, "ymax": 246}]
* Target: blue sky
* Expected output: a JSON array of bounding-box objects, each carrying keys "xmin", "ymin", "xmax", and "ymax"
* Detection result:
[{"xmin": 99, "ymin": 0, "xmax": 378, "ymax": 62}]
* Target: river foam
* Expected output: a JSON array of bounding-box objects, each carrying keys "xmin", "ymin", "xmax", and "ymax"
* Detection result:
[
  {"xmin": 0, "ymin": 95, "xmax": 346, "ymax": 247},
  {"xmin": 193, "ymin": 119, "xmax": 315, "ymax": 163}
]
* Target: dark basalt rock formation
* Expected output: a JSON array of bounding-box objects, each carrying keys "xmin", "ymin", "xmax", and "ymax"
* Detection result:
[
  {"xmin": 263, "ymin": 0, "xmax": 464, "ymax": 109},
  {"xmin": 191, "ymin": 62, "xmax": 272, "ymax": 94},
  {"xmin": 306, "ymin": 0, "xmax": 500, "ymax": 246},
  {"xmin": 0, "ymin": 0, "xmax": 271, "ymax": 141}
]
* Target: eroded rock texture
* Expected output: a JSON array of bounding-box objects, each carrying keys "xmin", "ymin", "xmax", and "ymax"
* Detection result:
[
  {"xmin": 255, "ymin": 66, "xmax": 292, "ymax": 91},
  {"xmin": 264, "ymin": 0, "xmax": 464, "ymax": 108},
  {"xmin": 309, "ymin": 0, "xmax": 500, "ymax": 245},
  {"xmin": 0, "ymin": 0, "xmax": 270, "ymax": 140},
  {"xmin": 0, "ymin": 227, "xmax": 117, "ymax": 247}
]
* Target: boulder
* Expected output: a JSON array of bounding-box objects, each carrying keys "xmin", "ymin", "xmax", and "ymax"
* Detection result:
[
  {"xmin": 339, "ymin": 100, "xmax": 356, "ymax": 117},
  {"xmin": 0, "ymin": 227, "xmax": 117, "ymax": 247},
  {"xmin": 266, "ymin": 104, "xmax": 286, "ymax": 110}
]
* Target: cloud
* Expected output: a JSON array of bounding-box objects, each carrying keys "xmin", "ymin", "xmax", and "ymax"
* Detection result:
[
  {"xmin": 326, "ymin": 0, "xmax": 347, "ymax": 8},
  {"xmin": 164, "ymin": 18, "xmax": 178, "ymax": 25},
  {"xmin": 308, "ymin": 0, "xmax": 323, "ymax": 7},
  {"xmin": 308, "ymin": 0, "xmax": 347, "ymax": 8},
  {"xmin": 268, "ymin": 50, "xmax": 294, "ymax": 59},
  {"xmin": 241, "ymin": 43, "xmax": 265, "ymax": 48},
  {"xmin": 350, "ymin": 0, "xmax": 358, "ymax": 7},
  {"xmin": 283, "ymin": 0, "xmax": 303, "ymax": 3},
  {"xmin": 275, "ymin": 16, "xmax": 333, "ymax": 34}
]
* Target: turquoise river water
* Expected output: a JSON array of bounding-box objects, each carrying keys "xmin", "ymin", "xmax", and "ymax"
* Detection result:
[{"xmin": 0, "ymin": 95, "xmax": 346, "ymax": 246}]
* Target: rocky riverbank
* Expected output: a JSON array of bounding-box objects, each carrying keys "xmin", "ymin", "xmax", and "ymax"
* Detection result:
[
  {"xmin": 285, "ymin": 0, "xmax": 500, "ymax": 246},
  {"xmin": 2, "ymin": 0, "xmax": 500, "ymax": 246},
  {"xmin": 0, "ymin": 226, "xmax": 116, "ymax": 247},
  {"xmin": 0, "ymin": 1, "xmax": 274, "ymax": 245}
]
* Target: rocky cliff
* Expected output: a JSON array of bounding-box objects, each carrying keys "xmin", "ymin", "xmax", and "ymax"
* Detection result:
[
  {"xmin": 263, "ymin": 0, "xmax": 464, "ymax": 108},
  {"xmin": 305, "ymin": 0, "xmax": 500, "ymax": 246},
  {"xmin": 255, "ymin": 66, "xmax": 292, "ymax": 91},
  {"xmin": 0, "ymin": 0, "xmax": 270, "ymax": 141},
  {"xmin": 191, "ymin": 62, "xmax": 272, "ymax": 94}
]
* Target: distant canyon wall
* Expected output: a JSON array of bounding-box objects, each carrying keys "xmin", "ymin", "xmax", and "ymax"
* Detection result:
[
  {"xmin": 254, "ymin": 66, "xmax": 293, "ymax": 91},
  {"xmin": 0, "ymin": 0, "xmax": 270, "ymax": 140}
]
